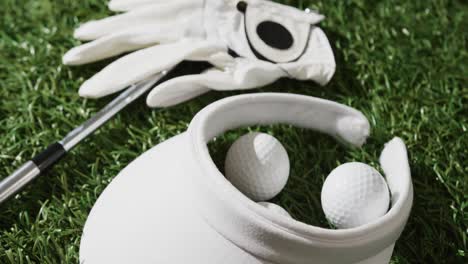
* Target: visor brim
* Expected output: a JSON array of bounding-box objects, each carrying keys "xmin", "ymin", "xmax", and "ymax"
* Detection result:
[
  {"xmin": 80, "ymin": 134, "xmax": 268, "ymax": 263},
  {"xmin": 80, "ymin": 93, "xmax": 411, "ymax": 264}
]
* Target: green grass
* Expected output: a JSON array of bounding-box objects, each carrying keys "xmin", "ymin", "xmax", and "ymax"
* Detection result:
[{"xmin": 0, "ymin": 0, "xmax": 466, "ymax": 263}]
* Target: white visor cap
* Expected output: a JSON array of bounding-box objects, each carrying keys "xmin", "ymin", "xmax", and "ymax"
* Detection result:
[{"xmin": 80, "ymin": 93, "xmax": 413, "ymax": 264}]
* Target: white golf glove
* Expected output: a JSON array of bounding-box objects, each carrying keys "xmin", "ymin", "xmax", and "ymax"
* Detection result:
[{"xmin": 63, "ymin": 0, "xmax": 336, "ymax": 107}]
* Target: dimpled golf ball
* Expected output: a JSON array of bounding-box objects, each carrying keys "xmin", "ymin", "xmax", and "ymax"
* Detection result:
[
  {"xmin": 321, "ymin": 162, "xmax": 390, "ymax": 229},
  {"xmin": 225, "ymin": 132, "xmax": 290, "ymax": 201},
  {"xmin": 258, "ymin": 202, "xmax": 292, "ymax": 218}
]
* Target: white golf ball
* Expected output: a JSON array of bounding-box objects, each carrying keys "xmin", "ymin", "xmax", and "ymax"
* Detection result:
[
  {"xmin": 225, "ymin": 132, "xmax": 290, "ymax": 201},
  {"xmin": 321, "ymin": 162, "xmax": 390, "ymax": 229},
  {"xmin": 258, "ymin": 202, "xmax": 291, "ymax": 218}
]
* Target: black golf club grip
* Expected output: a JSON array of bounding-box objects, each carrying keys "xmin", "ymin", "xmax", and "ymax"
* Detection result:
[
  {"xmin": 0, "ymin": 143, "xmax": 66, "ymax": 203},
  {"xmin": 32, "ymin": 143, "xmax": 67, "ymax": 171}
]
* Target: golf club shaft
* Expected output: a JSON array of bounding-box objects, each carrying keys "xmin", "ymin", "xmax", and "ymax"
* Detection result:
[{"xmin": 0, "ymin": 72, "xmax": 168, "ymax": 204}]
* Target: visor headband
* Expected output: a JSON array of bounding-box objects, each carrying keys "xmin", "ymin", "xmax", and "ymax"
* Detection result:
[{"xmin": 187, "ymin": 93, "xmax": 413, "ymax": 263}]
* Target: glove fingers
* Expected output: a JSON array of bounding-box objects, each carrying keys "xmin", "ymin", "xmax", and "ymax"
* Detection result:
[
  {"xmin": 216, "ymin": 59, "xmax": 286, "ymax": 90},
  {"xmin": 108, "ymin": 0, "xmax": 194, "ymax": 12},
  {"xmin": 108, "ymin": 0, "xmax": 157, "ymax": 11},
  {"xmin": 146, "ymin": 60, "xmax": 286, "ymax": 108},
  {"xmin": 146, "ymin": 75, "xmax": 212, "ymax": 108},
  {"xmin": 78, "ymin": 40, "xmax": 225, "ymax": 98},
  {"xmin": 74, "ymin": 1, "xmax": 199, "ymax": 41},
  {"xmin": 63, "ymin": 25, "xmax": 182, "ymax": 65}
]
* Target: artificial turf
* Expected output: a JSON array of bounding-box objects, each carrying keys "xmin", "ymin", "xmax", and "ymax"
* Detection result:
[{"xmin": 0, "ymin": 0, "xmax": 466, "ymax": 263}]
